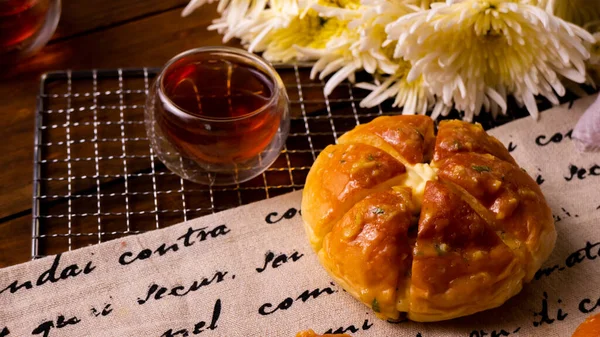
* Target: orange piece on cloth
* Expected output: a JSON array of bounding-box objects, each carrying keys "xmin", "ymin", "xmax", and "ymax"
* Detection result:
[
  {"xmin": 295, "ymin": 330, "xmax": 351, "ymax": 337},
  {"xmin": 572, "ymin": 313, "xmax": 600, "ymax": 337}
]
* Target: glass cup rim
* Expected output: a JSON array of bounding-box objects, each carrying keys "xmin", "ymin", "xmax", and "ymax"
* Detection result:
[{"xmin": 157, "ymin": 46, "xmax": 283, "ymax": 123}]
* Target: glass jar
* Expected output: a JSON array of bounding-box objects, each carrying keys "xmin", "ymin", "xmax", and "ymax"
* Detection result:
[
  {"xmin": 145, "ymin": 47, "xmax": 290, "ymax": 186},
  {"xmin": 0, "ymin": 0, "xmax": 61, "ymax": 62}
]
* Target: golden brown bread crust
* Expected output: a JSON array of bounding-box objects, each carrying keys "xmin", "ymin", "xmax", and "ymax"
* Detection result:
[
  {"xmin": 320, "ymin": 189, "xmax": 414, "ymax": 319},
  {"xmin": 434, "ymin": 120, "xmax": 516, "ymax": 164},
  {"xmin": 338, "ymin": 115, "xmax": 435, "ymax": 165},
  {"xmin": 435, "ymin": 152, "xmax": 554, "ymax": 280},
  {"xmin": 301, "ymin": 115, "xmax": 556, "ymax": 322},
  {"xmin": 410, "ymin": 180, "xmax": 525, "ymax": 321},
  {"xmin": 302, "ymin": 142, "xmax": 406, "ymax": 250}
]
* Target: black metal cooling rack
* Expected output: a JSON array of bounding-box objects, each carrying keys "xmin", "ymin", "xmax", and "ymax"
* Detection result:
[{"xmin": 33, "ymin": 65, "xmax": 534, "ymax": 260}]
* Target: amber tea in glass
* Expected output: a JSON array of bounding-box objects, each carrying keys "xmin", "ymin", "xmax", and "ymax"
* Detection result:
[
  {"xmin": 0, "ymin": 0, "xmax": 61, "ymax": 62},
  {"xmin": 145, "ymin": 47, "xmax": 290, "ymax": 185}
]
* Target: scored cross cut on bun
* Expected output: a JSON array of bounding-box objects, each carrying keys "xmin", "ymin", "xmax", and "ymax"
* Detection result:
[{"xmin": 301, "ymin": 116, "xmax": 556, "ymax": 322}]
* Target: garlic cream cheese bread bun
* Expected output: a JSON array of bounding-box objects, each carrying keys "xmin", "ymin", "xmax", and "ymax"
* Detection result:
[{"xmin": 301, "ymin": 115, "xmax": 556, "ymax": 322}]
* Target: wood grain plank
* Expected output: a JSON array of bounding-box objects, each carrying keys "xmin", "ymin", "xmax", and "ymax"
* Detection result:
[
  {"xmin": 0, "ymin": 4, "xmax": 229, "ymax": 219},
  {"xmin": 53, "ymin": 0, "xmax": 190, "ymax": 41},
  {"xmin": 0, "ymin": 215, "xmax": 31, "ymax": 268}
]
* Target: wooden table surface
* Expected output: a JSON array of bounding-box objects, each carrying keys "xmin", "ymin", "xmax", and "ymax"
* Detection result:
[
  {"xmin": 1, "ymin": 1, "xmax": 595, "ymax": 269},
  {"xmin": 0, "ymin": 0, "xmax": 234, "ymax": 267}
]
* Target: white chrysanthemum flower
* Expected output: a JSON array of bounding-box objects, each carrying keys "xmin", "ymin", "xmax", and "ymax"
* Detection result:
[
  {"xmin": 532, "ymin": 0, "xmax": 600, "ymax": 27},
  {"xmin": 295, "ymin": 29, "xmax": 363, "ymax": 95},
  {"xmin": 183, "ymin": 0, "xmax": 270, "ymax": 34},
  {"xmin": 298, "ymin": 0, "xmax": 417, "ymax": 97},
  {"xmin": 356, "ymin": 59, "xmax": 440, "ymax": 116},
  {"xmin": 210, "ymin": 0, "xmax": 301, "ymax": 52},
  {"xmin": 346, "ymin": 0, "xmax": 443, "ymax": 115},
  {"xmin": 386, "ymin": 0, "xmax": 596, "ymax": 120},
  {"xmin": 310, "ymin": 0, "xmax": 362, "ymax": 19}
]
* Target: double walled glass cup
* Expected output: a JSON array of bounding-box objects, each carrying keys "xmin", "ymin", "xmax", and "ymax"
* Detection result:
[
  {"xmin": 0, "ymin": 0, "xmax": 61, "ymax": 63},
  {"xmin": 145, "ymin": 47, "xmax": 290, "ymax": 186}
]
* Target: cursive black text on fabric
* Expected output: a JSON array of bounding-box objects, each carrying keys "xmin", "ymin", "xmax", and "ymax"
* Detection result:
[
  {"xmin": 534, "ymin": 241, "xmax": 599, "ymax": 280},
  {"xmin": 137, "ymin": 271, "xmax": 230, "ymax": 305},
  {"xmin": 0, "ymin": 254, "xmax": 95, "ymax": 297},
  {"xmin": 265, "ymin": 208, "xmax": 300, "ymax": 224},
  {"xmin": 258, "ymin": 283, "xmax": 337, "ymax": 316},
  {"xmin": 160, "ymin": 299, "xmax": 221, "ymax": 337},
  {"xmin": 256, "ymin": 251, "xmax": 304, "ymax": 273},
  {"xmin": 118, "ymin": 225, "xmax": 230, "ymax": 266}
]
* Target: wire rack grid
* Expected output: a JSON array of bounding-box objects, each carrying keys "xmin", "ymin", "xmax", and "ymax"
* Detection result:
[{"xmin": 33, "ymin": 65, "xmax": 529, "ymax": 260}]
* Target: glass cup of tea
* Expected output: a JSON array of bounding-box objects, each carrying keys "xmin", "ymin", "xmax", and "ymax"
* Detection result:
[
  {"xmin": 145, "ymin": 47, "xmax": 291, "ymax": 186},
  {"xmin": 0, "ymin": 0, "xmax": 61, "ymax": 63}
]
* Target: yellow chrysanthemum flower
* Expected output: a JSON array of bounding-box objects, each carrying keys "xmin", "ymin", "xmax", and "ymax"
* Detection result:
[
  {"xmin": 586, "ymin": 30, "xmax": 600, "ymax": 85},
  {"xmin": 411, "ymin": 0, "xmax": 445, "ymax": 9},
  {"xmin": 308, "ymin": 17, "xmax": 348, "ymax": 49},
  {"xmin": 319, "ymin": 0, "xmax": 362, "ymax": 10},
  {"xmin": 386, "ymin": 0, "xmax": 595, "ymax": 120},
  {"xmin": 257, "ymin": 13, "xmax": 322, "ymax": 62},
  {"xmin": 591, "ymin": 33, "xmax": 600, "ymax": 65},
  {"xmin": 532, "ymin": 0, "xmax": 600, "ymax": 27},
  {"xmin": 261, "ymin": 14, "xmax": 347, "ymax": 62}
]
